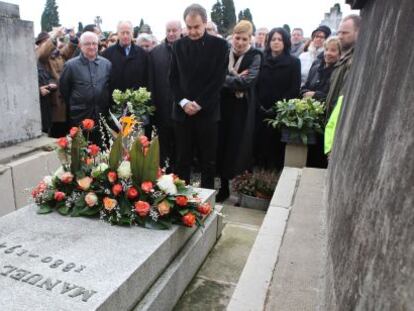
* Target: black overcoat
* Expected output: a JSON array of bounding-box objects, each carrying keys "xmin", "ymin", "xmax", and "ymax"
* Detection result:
[
  {"xmin": 218, "ymin": 47, "xmax": 262, "ymax": 179},
  {"xmin": 169, "ymin": 32, "xmax": 228, "ymax": 122},
  {"xmin": 102, "ymin": 43, "xmax": 149, "ymax": 98}
]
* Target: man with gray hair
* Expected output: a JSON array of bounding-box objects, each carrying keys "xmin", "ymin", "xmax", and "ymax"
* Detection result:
[
  {"xmin": 60, "ymin": 32, "xmax": 112, "ymax": 142},
  {"xmin": 102, "ymin": 21, "xmax": 149, "ymax": 109},
  {"xmin": 136, "ymin": 33, "xmax": 156, "ymax": 52},
  {"xmin": 290, "ymin": 28, "xmax": 305, "ymax": 57},
  {"xmin": 170, "ymin": 3, "xmax": 228, "ymax": 189},
  {"xmin": 149, "ymin": 20, "xmax": 182, "ymax": 172}
]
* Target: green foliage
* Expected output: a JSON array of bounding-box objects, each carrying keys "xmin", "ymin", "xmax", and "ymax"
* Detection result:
[
  {"xmin": 265, "ymin": 98, "xmax": 325, "ymax": 143},
  {"xmin": 232, "ymin": 170, "xmax": 279, "ymax": 199},
  {"xmin": 211, "ymin": 1, "xmax": 224, "ymax": 34},
  {"xmin": 41, "ymin": 0, "xmax": 60, "ymax": 32},
  {"xmin": 222, "ymin": 0, "xmax": 237, "ymax": 35},
  {"xmin": 112, "ymin": 88, "xmax": 154, "ymax": 119},
  {"xmin": 109, "ymin": 134, "xmax": 123, "ymax": 171},
  {"xmin": 70, "ymin": 132, "xmax": 82, "ymax": 175},
  {"xmin": 211, "ymin": 0, "xmax": 236, "ymax": 35},
  {"xmin": 283, "ymin": 24, "xmax": 291, "ymax": 34},
  {"xmin": 130, "ymin": 137, "xmax": 159, "ymax": 184}
]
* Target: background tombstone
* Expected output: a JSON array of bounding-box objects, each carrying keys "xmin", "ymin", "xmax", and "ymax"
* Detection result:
[
  {"xmin": 0, "ymin": 1, "xmax": 41, "ymax": 147},
  {"xmin": 325, "ymin": 0, "xmax": 414, "ymax": 309}
]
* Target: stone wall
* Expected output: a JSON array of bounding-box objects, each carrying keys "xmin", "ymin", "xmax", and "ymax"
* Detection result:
[
  {"xmin": 0, "ymin": 1, "xmax": 41, "ymax": 147},
  {"xmin": 325, "ymin": 0, "xmax": 414, "ymax": 309}
]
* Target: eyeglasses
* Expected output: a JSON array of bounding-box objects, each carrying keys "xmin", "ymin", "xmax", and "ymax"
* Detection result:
[
  {"xmin": 83, "ymin": 42, "xmax": 98, "ymax": 46},
  {"xmin": 314, "ymin": 35, "xmax": 326, "ymax": 39}
]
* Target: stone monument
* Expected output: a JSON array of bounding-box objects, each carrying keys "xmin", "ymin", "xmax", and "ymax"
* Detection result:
[
  {"xmin": 0, "ymin": 189, "xmax": 222, "ymax": 310},
  {"xmin": 0, "ymin": 1, "xmax": 42, "ymax": 147},
  {"xmin": 325, "ymin": 0, "xmax": 414, "ymax": 309},
  {"xmin": 0, "ymin": 1, "xmax": 59, "ymax": 217}
]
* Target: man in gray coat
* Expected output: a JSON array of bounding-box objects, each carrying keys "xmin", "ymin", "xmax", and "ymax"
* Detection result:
[
  {"xmin": 60, "ymin": 32, "xmax": 111, "ymax": 145},
  {"xmin": 60, "ymin": 32, "xmax": 112, "ymax": 128}
]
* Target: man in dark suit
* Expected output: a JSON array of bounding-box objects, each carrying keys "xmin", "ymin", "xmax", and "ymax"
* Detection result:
[
  {"xmin": 149, "ymin": 20, "xmax": 182, "ymax": 172},
  {"xmin": 102, "ymin": 20, "xmax": 149, "ymax": 106},
  {"xmin": 170, "ymin": 3, "xmax": 228, "ymax": 189}
]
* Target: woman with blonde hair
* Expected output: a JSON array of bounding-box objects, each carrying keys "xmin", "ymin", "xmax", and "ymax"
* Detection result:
[{"xmin": 216, "ymin": 20, "xmax": 263, "ymax": 202}]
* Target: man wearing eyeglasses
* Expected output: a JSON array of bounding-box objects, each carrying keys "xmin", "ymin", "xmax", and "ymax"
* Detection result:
[{"xmin": 60, "ymin": 31, "xmax": 112, "ymax": 138}]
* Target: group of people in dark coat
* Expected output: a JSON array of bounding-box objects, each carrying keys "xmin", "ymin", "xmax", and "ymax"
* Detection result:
[{"xmin": 36, "ymin": 2, "xmax": 346, "ymax": 202}]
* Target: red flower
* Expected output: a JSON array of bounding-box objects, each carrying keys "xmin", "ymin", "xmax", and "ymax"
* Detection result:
[
  {"xmin": 56, "ymin": 137, "xmax": 68, "ymax": 148},
  {"xmin": 182, "ymin": 213, "xmax": 196, "ymax": 227},
  {"xmin": 176, "ymin": 196, "xmax": 188, "ymax": 207},
  {"xmin": 54, "ymin": 191, "xmax": 66, "ymax": 201},
  {"xmin": 107, "ymin": 171, "xmax": 117, "ymax": 183},
  {"xmin": 141, "ymin": 181, "xmax": 153, "ymax": 193},
  {"xmin": 88, "ymin": 144, "xmax": 100, "ymax": 156},
  {"xmin": 69, "ymin": 127, "xmax": 79, "ymax": 138},
  {"xmin": 82, "ymin": 119, "xmax": 95, "ymax": 130},
  {"xmin": 112, "ymin": 184, "xmax": 123, "ymax": 196},
  {"xmin": 134, "ymin": 201, "xmax": 150, "ymax": 217},
  {"xmin": 139, "ymin": 135, "xmax": 149, "ymax": 147},
  {"xmin": 127, "ymin": 187, "xmax": 138, "ymax": 200},
  {"xmin": 197, "ymin": 202, "xmax": 211, "ymax": 215}
]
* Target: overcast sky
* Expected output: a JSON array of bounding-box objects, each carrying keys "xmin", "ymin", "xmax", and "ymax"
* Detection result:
[{"xmin": 7, "ymin": 0, "xmax": 358, "ymax": 40}]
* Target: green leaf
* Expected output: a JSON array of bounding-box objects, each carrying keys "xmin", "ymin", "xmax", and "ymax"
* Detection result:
[
  {"xmin": 142, "ymin": 137, "xmax": 159, "ymax": 182},
  {"xmin": 130, "ymin": 138, "xmax": 144, "ymax": 185},
  {"xmin": 37, "ymin": 204, "xmax": 53, "ymax": 214},
  {"xmin": 58, "ymin": 206, "xmax": 70, "ymax": 215},
  {"xmin": 144, "ymin": 218, "xmax": 170, "ymax": 230},
  {"xmin": 178, "ymin": 208, "xmax": 189, "ymax": 216},
  {"xmin": 79, "ymin": 206, "xmax": 100, "ymax": 216},
  {"xmin": 109, "ymin": 134, "xmax": 123, "ymax": 171},
  {"xmin": 119, "ymin": 197, "xmax": 132, "ymax": 216},
  {"xmin": 70, "ymin": 134, "xmax": 81, "ymax": 174}
]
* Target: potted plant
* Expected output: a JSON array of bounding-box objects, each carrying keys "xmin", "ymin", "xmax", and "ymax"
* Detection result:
[
  {"xmin": 265, "ymin": 98, "xmax": 325, "ymax": 167},
  {"xmin": 232, "ymin": 170, "xmax": 279, "ymax": 211}
]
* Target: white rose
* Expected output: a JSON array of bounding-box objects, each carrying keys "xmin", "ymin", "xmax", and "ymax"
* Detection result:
[
  {"xmin": 53, "ymin": 166, "xmax": 65, "ymax": 178},
  {"xmin": 117, "ymin": 161, "xmax": 132, "ymax": 179},
  {"xmin": 157, "ymin": 174, "xmax": 177, "ymax": 195},
  {"xmin": 92, "ymin": 163, "xmax": 109, "ymax": 177},
  {"xmin": 84, "ymin": 192, "xmax": 98, "ymax": 207},
  {"xmin": 43, "ymin": 175, "xmax": 53, "ymax": 186}
]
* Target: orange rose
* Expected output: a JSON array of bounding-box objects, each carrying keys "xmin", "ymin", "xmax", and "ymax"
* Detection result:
[
  {"xmin": 157, "ymin": 200, "xmax": 170, "ymax": 216},
  {"xmin": 197, "ymin": 202, "xmax": 211, "ymax": 215},
  {"xmin": 107, "ymin": 171, "xmax": 117, "ymax": 183},
  {"xmin": 88, "ymin": 144, "xmax": 100, "ymax": 156},
  {"xmin": 77, "ymin": 176, "xmax": 93, "ymax": 190},
  {"xmin": 69, "ymin": 127, "xmax": 79, "ymax": 138},
  {"xmin": 54, "ymin": 191, "xmax": 66, "ymax": 201},
  {"xmin": 176, "ymin": 196, "xmax": 188, "ymax": 207},
  {"xmin": 112, "ymin": 184, "xmax": 123, "ymax": 196},
  {"xmin": 182, "ymin": 213, "xmax": 196, "ymax": 227},
  {"xmin": 56, "ymin": 137, "xmax": 68, "ymax": 148},
  {"xmin": 60, "ymin": 172, "xmax": 74, "ymax": 184},
  {"xmin": 127, "ymin": 187, "xmax": 138, "ymax": 200},
  {"xmin": 141, "ymin": 181, "xmax": 153, "ymax": 193},
  {"xmin": 82, "ymin": 119, "xmax": 95, "ymax": 130},
  {"xmin": 103, "ymin": 197, "xmax": 117, "ymax": 211},
  {"xmin": 134, "ymin": 201, "xmax": 150, "ymax": 217}
]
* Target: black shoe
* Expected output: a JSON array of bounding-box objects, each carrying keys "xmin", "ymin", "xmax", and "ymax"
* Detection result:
[{"xmin": 216, "ymin": 188, "xmax": 230, "ymax": 203}]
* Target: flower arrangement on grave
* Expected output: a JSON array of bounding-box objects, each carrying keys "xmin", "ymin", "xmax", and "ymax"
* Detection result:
[
  {"xmin": 265, "ymin": 98, "xmax": 325, "ymax": 144},
  {"xmin": 111, "ymin": 87, "xmax": 154, "ymax": 120},
  {"xmin": 31, "ymin": 118, "xmax": 212, "ymax": 230}
]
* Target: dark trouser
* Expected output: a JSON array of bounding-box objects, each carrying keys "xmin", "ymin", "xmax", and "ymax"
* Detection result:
[
  {"xmin": 158, "ymin": 124, "xmax": 176, "ymax": 173},
  {"xmin": 174, "ymin": 118, "xmax": 218, "ymax": 189}
]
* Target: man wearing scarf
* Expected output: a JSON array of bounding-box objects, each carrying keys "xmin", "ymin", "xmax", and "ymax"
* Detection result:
[{"xmin": 170, "ymin": 3, "xmax": 228, "ymax": 189}]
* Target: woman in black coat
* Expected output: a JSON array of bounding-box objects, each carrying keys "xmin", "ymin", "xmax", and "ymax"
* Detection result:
[
  {"xmin": 216, "ymin": 21, "xmax": 262, "ymax": 202},
  {"xmin": 301, "ymin": 37, "xmax": 341, "ymax": 168},
  {"xmin": 255, "ymin": 27, "xmax": 301, "ymax": 170}
]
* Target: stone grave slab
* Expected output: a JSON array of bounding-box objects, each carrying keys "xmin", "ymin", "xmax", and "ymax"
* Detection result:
[{"xmin": 0, "ymin": 188, "xmax": 217, "ymax": 311}]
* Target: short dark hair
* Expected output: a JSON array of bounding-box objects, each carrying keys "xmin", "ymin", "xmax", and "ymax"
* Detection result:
[
  {"xmin": 183, "ymin": 3, "xmax": 207, "ymax": 23},
  {"xmin": 83, "ymin": 24, "xmax": 97, "ymax": 33},
  {"xmin": 265, "ymin": 27, "xmax": 291, "ymax": 55},
  {"xmin": 343, "ymin": 14, "xmax": 361, "ymax": 31}
]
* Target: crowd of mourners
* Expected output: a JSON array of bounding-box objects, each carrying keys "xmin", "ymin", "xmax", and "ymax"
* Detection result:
[{"xmin": 35, "ymin": 3, "xmax": 361, "ymax": 202}]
